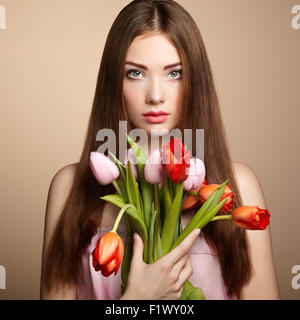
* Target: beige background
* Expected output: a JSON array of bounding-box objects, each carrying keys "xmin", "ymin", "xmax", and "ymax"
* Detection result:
[{"xmin": 0, "ymin": 0, "xmax": 299, "ymax": 299}]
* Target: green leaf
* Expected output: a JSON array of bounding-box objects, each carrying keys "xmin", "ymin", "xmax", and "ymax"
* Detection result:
[
  {"xmin": 171, "ymin": 197, "xmax": 227, "ymax": 251},
  {"xmin": 162, "ymin": 175, "xmax": 172, "ymax": 219},
  {"xmin": 126, "ymin": 133, "xmax": 153, "ymax": 229},
  {"xmin": 126, "ymin": 160, "xmax": 144, "ymax": 220},
  {"xmin": 205, "ymin": 179, "xmax": 229, "ymax": 213},
  {"xmin": 154, "ymin": 184, "xmax": 163, "ymax": 232},
  {"xmin": 153, "ymin": 205, "xmax": 160, "ymax": 262},
  {"xmin": 126, "ymin": 133, "xmax": 147, "ymax": 167},
  {"xmin": 170, "ymin": 180, "xmax": 229, "ymax": 250},
  {"xmin": 157, "ymin": 226, "xmax": 162, "ymax": 260},
  {"xmin": 180, "ymin": 280, "xmax": 206, "ymax": 300},
  {"xmin": 180, "ymin": 191, "xmax": 188, "ymax": 211},
  {"xmin": 173, "ymin": 214, "xmax": 181, "ymax": 244},
  {"xmin": 161, "ymin": 181, "xmax": 184, "ymax": 255},
  {"xmin": 148, "ymin": 203, "xmax": 157, "ymax": 264},
  {"xmin": 196, "ymin": 197, "xmax": 227, "ymax": 229},
  {"xmin": 112, "ymin": 179, "xmax": 128, "ymax": 202},
  {"xmin": 154, "ymin": 184, "xmax": 160, "ymax": 216},
  {"xmin": 121, "ymin": 214, "xmax": 133, "ymax": 295},
  {"xmin": 100, "ymin": 194, "xmax": 126, "ymax": 208},
  {"xmin": 167, "ymin": 176, "xmax": 174, "ymax": 200},
  {"xmin": 109, "ymin": 151, "xmax": 126, "ymax": 183},
  {"xmin": 141, "ymin": 180, "xmax": 154, "ymax": 230},
  {"xmin": 180, "ymin": 280, "xmax": 193, "ymax": 300},
  {"xmin": 186, "ymin": 287, "xmax": 206, "ymax": 300},
  {"xmin": 100, "ymin": 194, "xmax": 148, "ymax": 262}
]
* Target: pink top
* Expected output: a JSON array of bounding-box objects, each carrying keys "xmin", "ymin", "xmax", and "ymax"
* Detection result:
[{"xmin": 76, "ymin": 221, "xmax": 237, "ymax": 300}]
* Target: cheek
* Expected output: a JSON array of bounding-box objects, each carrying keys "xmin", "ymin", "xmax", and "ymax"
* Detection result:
[
  {"xmin": 123, "ymin": 82, "xmax": 143, "ymax": 114},
  {"xmin": 170, "ymin": 89, "xmax": 183, "ymax": 122}
]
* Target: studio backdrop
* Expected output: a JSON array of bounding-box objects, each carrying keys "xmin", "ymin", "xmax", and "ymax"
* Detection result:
[{"xmin": 0, "ymin": 0, "xmax": 299, "ymax": 299}]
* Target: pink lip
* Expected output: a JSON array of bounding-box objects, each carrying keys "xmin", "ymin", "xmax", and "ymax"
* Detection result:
[
  {"xmin": 143, "ymin": 111, "xmax": 169, "ymax": 116},
  {"xmin": 143, "ymin": 114, "xmax": 169, "ymax": 123}
]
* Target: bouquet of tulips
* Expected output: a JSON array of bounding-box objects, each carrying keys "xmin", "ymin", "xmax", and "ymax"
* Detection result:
[{"xmin": 89, "ymin": 135, "xmax": 270, "ymax": 300}]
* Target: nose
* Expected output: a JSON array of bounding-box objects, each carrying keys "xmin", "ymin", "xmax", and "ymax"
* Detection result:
[{"xmin": 145, "ymin": 78, "xmax": 165, "ymax": 105}]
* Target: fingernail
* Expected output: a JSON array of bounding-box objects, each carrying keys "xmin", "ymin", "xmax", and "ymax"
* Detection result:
[{"xmin": 194, "ymin": 229, "xmax": 200, "ymax": 236}]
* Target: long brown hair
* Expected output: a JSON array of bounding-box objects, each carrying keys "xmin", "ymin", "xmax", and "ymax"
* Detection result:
[{"xmin": 42, "ymin": 0, "xmax": 253, "ymax": 299}]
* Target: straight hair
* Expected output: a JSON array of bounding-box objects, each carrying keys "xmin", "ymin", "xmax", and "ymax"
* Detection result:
[{"xmin": 42, "ymin": 0, "xmax": 253, "ymax": 299}]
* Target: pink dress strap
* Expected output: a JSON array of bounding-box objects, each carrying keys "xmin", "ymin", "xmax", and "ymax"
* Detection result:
[{"xmin": 76, "ymin": 222, "xmax": 237, "ymax": 300}]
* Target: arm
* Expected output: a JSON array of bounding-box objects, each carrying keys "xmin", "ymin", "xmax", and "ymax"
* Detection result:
[
  {"xmin": 40, "ymin": 163, "xmax": 78, "ymax": 300},
  {"xmin": 232, "ymin": 161, "xmax": 280, "ymax": 299}
]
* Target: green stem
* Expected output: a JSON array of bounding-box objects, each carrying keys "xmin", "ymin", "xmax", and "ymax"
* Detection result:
[
  {"xmin": 211, "ymin": 214, "xmax": 232, "ymax": 222},
  {"xmin": 111, "ymin": 204, "xmax": 135, "ymax": 233},
  {"xmin": 112, "ymin": 180, "xmax": 122, "ymax": 195}
]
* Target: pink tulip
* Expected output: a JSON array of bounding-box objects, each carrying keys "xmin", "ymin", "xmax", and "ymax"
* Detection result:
[
  {"xmin": 89, "ymin": 152, "xmax": 119, "ymax": 185},
  {"xmin": 144, "ymin": 149, "xmax": 165, "ymax": 184},
  {"xmin": 124, "ymin": 148, "xmax": 139, "ymax": 180},
  {"xmin": 183, "ymin": 158, "xmax": 206, "ymax": 191}
]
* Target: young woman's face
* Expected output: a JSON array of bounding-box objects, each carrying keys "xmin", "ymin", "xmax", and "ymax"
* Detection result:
[{"xmin": 123, "ymin": 31, "xmax": 183, "ymax": 137}]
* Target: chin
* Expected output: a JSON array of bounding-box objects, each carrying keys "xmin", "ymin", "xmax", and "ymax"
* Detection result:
[{"xmin": 147, "ymin": 125, "xmax": 171, "ymax": 136}]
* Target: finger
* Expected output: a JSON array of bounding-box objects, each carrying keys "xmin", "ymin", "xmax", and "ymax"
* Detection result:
[
  {"xmin": 131, "ymin": 233, "xmax": 144, "ymax": 267},
  {"xmin": 171, "ymin": 253, "xmax": 189, "ymax": 275},
  {"xmin": 164, "ymin": 228, "xmax": 200, "ymax": 265},
  {"xmin": 175, "ymin": 257, "xmax": 193, "ymax": 290}
]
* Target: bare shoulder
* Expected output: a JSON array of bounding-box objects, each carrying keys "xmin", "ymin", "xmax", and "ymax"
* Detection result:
[
  {"xmin": 43, "ymin": 162, "xmax": 79, "ymax": 244},
  {"xmin": 231, "ymin": 161, "xmax": 280, "ymax": 299},
  {"xmin": 51, "ymin": 162, "xmax": 78, "ymax": 191},
  {"xmin": 232, "ymin": 160, "xmax": 258, "ymax": 181},
  {"xmin": 41, "ymin": 163, "xmax": 79, "ymax": 299},
  {"xmin": 231, "ymin": 160, "xmax": 266, "ymax": 208}
]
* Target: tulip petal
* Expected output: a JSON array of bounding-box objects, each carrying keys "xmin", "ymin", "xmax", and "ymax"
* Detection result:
[
  {"xmin": 92, "ymin": 244, "xmax": 101, "ymax": 271},
  {"xmin": 101, "ymin": 259, "xmax": 116, "ymax": 277},
  {"xmin": 144, "ymin": 149, "xmax": 165, "ymax": 184},
  {"xmin": 232, "ymin": 206, "xmax": 270, "ymax": 230},
  {"xmin": 183, "ymin": 158, "xmax": 206, "ymax": 191},
  {"xmin": 161, "ymin": 138, "xmax": 190, "ymax": 183},
  {"xmin": 89, "ymin": 152, "xmax": 120, "ymax": 185},
  {"xmin": 114, "ymin": 235, "xmax": 124, "ymax": 275},
  {"xmin": 182, "ymin": 193, "xmax": 201, "ymax": 211},
  {"xmin": 98, "ymin": 232, "xmax": 119, "ymax": 266}
]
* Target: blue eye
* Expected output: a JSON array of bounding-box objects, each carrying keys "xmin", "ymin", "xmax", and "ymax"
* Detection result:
[
  {"xmin": 125, "ymin": 69, "xmax": 182, "ymax": 80},
  {"xmin": 169, "ymin": 70, "xmax": 182, "ymax": 79},
  {"xmin": 126, "ymin": 69, "xmax": 142, "ymax": 79}
]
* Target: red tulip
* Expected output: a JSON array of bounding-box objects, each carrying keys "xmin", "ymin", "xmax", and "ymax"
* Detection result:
[
  {"xmin": 198, "ymin": 183, "xmax": 234, "ymax": 212},
  {"xmin": 92, "ymin": 231, "xmax": 124, "ymax": 277},
  {"xmin": 161, "ymin": 137, "xmax": 190, "ymax": 183},
  {"xmin": 232, "ymin": 206, "xmax": 270, "ymax": 230},
  {"xmin": 182, "ymin": 179, "xmax": 208, "ymax": 211}
]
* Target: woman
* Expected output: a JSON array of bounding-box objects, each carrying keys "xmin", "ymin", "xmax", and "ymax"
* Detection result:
[{"xmin": 40, "ymin": 0, "xmax": 280, "ymax": 300}]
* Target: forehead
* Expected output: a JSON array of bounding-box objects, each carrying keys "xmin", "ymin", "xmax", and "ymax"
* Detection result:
[{"xmin": 125, "ymin": 32, "xmax": 181, "ymax": 67}]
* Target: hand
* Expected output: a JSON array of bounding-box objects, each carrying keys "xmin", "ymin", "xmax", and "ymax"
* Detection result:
[{"xmin": 121, "ymin": 228, "xmax": 200, "ymax": 300}]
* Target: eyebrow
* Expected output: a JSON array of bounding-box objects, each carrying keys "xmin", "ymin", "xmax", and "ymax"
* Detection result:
[{"xmin": 125, "ymin": 61, "xmax": 182, "ymax": 70}]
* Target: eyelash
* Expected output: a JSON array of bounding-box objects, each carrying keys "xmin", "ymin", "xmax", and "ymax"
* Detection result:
[{"xmin": 125, "ymin": 69, "xmax": 182, "ymax": 80}]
